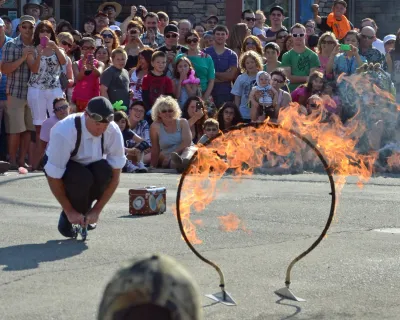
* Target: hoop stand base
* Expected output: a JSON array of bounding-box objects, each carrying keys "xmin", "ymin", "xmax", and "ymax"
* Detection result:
[
  {"xmin": 205, "ymin": 290, "xmax": 237, "ymax": 306},
  {"xmin": 274, "ymin": 287, "xmax": 305, "ymax": 302}
]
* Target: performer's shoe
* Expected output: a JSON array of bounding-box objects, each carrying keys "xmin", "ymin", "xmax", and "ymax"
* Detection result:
[{"xmin": 87, "ymin": 223, "xmax": 97, "ymax": 230}]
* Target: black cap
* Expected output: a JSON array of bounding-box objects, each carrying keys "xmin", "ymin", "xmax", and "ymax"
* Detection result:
[
  {"xmin": 164, "ymin": 24, "xmax": 179, "ymax": 35},
  {"xmin": 269, "ymin": 5, "xmax": 284, "ymax": 15},
  {"xmin": 206, "ymin": 15, "xmax": 219, "ymax": 22},
  {"xmin": 87, "ymin": 97, "xmax": 114, "ymax": 123}
]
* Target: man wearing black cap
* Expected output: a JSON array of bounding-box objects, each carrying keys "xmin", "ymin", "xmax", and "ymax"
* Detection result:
[
  {"xmin": 157, "ymin": 24, "xmax": 188, "ymax": 78},
  {"xmin": 44, "ymin": 96, "xmax": 126, "ymax": 238},
  {"xmin": 264, "ymin": 6, "xmax": 287, "ymax": 42}
]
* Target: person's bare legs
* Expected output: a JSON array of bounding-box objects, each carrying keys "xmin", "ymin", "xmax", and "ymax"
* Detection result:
[
  {"xmin": 7, "ymin": 133, "xmax": 20, "ymax": 166},
  {"xmin": 31, "ymin": 126, "xmax": 42, "ymax": 169},
  {"xmin": 18, "ymin": 131, "xmax": 31, "ymax": 167}
]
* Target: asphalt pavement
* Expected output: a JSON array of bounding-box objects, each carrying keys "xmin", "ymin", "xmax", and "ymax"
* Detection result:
[{"xmin": 1, "ymin": 171, "xmax": 400, "ymax": 320}]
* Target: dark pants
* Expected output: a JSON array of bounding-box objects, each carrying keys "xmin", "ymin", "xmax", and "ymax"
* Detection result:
[
  {"xmin": 212, "ymin": 93, "xmax": 233, "ymax": 109},
  {"xmin": 58, "ymin": 159, "xmax": 113, "ymax": 237}
]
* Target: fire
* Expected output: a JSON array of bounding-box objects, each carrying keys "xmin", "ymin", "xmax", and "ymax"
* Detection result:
[
  {"xmin": 176, "ymin": 68, "xmax": 398, "ymax": 245},
  {"xmin": 387, "ymin": 153, "xmax": 400, "ymax": 172}
]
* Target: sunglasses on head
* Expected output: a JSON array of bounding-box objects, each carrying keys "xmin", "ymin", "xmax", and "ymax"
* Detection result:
[
  {"xmin": 54, "ymin": 104, "xmax": 69, "ymax": 112},
  {"xmin": 292, "ymin": 33, "xmax": 305, "ymax": 38},
  {"xmin": 165, "ymin": 33, "xmax": 178, "ymax": 39},
  {"xmin": 61, "ymin": 40, "xmax": 72, "ymax": 47},
  {"xmin": 102, "ymin": 33, "xmax": 113, "ymax": 39},
  {"xmin": 186, "ymin": 38, "xmax": 198, "ymax": 44},
  {"xmin": 245, "ymin": 17, "xmax": 255, "ymax": 22},
  {"xmin": 361, "ymin": 34, "xmax": 374, "ymax": 40},
  {"xmin": 161, "ymin": 109, "xmax": 174, "ymax": 114},
  {"xmin": 87, "ymin": 110, "xmax": 114, "ymax": 123}
]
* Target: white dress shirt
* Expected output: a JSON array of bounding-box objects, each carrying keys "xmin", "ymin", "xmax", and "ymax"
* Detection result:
[{"xmin": 44, "ymin": 113, "xmax": 126, "ymax": 179}]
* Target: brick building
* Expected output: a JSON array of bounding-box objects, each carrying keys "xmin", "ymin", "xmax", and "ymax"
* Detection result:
[{"xmin": 0, "ymin": 0, "xmax": 398, "ymax": 38}]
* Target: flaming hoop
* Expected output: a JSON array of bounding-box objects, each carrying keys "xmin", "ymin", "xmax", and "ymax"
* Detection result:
[{"xmin": 175, "ymin": 122, "xmax": 337, "ymax": 304}]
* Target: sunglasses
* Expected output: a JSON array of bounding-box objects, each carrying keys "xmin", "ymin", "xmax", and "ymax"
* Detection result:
[
  {"xmin": 305, "ymin": 25, "xmax": 314, "ymax": 28},
  {"xmin": 161, "ymin": 109, "xmax": 174, "ymax": 114},
  {"xmin": 246, "ymin": 41, "xmax": 256, "ymax": 46},
  {"xmin": 361, "ymin": 34, "xmax": 374, "ymax": 40},
  {"xmin": 292, "ymin": 33, "xmax": 305, "ymax": 38},
  {"xmin": 245, "ymin": 18, "xmax": 256, "ymax": 22},
  {"xmin": 205, "ymin": 128, "xmax": 218, "ymax": 132},
  {"xmin": 276, "ymin": 35, "xmax": 287, "ymax": 40},
  {"xmin": 321, "ymin": 40, "xmax": 336, "ymax": 45},
  {"xmin": 165, "ymin": 33, "xmax": 178, "ymax": 39},
  {"xmin": 102, "ymin": 33, "xmax": 113, "ymax": 39},
  {"xmin": 61, "ymin": 40, "xmax": 72, "ymax": 48},
  {"xmin": 308, "ymin": 103, "xmax": 319, "ymax": 109},
  {"xmin": 129, "ymin": 29, "xmax": 139, "ymax": 35},
  {"xmin": 272, "ymin": 78, "xmax": 284, "ymax": 84},
  {"xmin": 82, "ymin": 46, "xmax": 95, "ymax": 50},
  {"xmin": 40, "ymin": 28, "xmax": 52, "ymax": 33},
  {"xmin": 54, "ymin": 104, "xmax": 69, "ymax": 112},
  {"xmin": 186, "ymin": 38, "xmax": 199, "ymax": 44},
  {"xmin": 87, "ymin": 110, "xmax": 114, "ymax": 123}
]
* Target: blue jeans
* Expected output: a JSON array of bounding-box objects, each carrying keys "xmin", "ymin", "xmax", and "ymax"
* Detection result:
[{"xmin": 57, "ymin": 160, "xmax": 112, "ymax": 237}]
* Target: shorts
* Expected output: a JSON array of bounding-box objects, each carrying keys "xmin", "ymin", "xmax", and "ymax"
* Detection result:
[
  {"xmin": 4, "ymin": 95, "xmax": 35, "ymax": 134},
  {"xmin": 27, "ymin": 87, "xmax": 64, "ymax": 126}
]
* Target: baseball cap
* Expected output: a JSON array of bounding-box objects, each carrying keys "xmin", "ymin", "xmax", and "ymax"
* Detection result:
[
  {"xmin": 203, "ymin": 30, "xmax": 213, "ymax": 38},
  {"xmin": 269, "ymin": 5, "xmax": 284, "ymax": 15},
  {"xmin": 86, "ymin": 97, "xmax": 114, "ymax": 123},
  {"xmin": 20, "ymin": 15, "xmax": 36, "ymax": 25},
  {"xmin": 109, "ymin": 25, "xmax": 121, "ymax": 32},
  {"xmin": 98, "ymin": 254, "xmax": 203, "ymax": 320},
  {"xmin": 164, "ymin": 24, "xmax": 179, "ymax": 35},
  {"xmin": 383, "ymin": 34, "xmax": 396, "ymax": 44},
  {"xmin": 0, "ymin": 18, "xmax": 4, "ymax": 27},
  {"xmin": 206, "ymin": 15, "xmax": 219, "ymax": 22},
  {"xmin": 95, "ymin": 11, "xmax": 108, "ymax": 18}
]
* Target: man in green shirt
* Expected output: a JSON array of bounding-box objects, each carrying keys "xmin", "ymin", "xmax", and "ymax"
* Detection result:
[{"xmin": 281, "ymin": 23, "xmax": 320, "ymax": 92}]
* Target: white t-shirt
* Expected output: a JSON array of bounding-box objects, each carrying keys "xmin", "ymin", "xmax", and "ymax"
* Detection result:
[
  {"xmin": 252, "ymin": 26, "xmax": 268, "ymax": 47},
  {"xmin": 373, "ymin": 38, "xmax": 385, "ymax": 55}
]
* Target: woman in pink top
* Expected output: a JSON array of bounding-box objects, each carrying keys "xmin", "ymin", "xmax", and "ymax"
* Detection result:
[
  {"xmin": 317, "ymin": 32, "xmax": 338, "ymax": 79},
  {"xmin": 291, "ymin": 71, "xmax": 325, "ymax": 106},
  {"xmin": 72, "ymin": 37, "xmax": 105, "ymax": 112}
]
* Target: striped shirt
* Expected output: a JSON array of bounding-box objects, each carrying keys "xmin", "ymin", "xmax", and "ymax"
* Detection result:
[
  {"xmin": 0, "ymin": 36, "xmax": 12, "ymax": 101},
  {"xmin": 3, "ymin": 36, "xmax": 32, "ymax": 100},
  {"xmin": 132, "ymin": 119, "xmax": 151, "ymax": 146}
]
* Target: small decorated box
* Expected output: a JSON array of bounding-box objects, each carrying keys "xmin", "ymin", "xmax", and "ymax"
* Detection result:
[{"xmin": 129, "ymin": 186, "xmax": 167, "ymax": 215}]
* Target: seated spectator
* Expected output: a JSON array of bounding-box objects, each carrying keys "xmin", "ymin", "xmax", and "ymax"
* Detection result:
[
  {"xmin": 114, "ymin": 111, "xmax": 148, "ymax": 173},
  {"xmin": 264, "ymin": 42, "xmax": 281, "ymax": 73},
  {"xmin": 182, "ymin": 97, "xmax": 208, "ymax": 144},
  {"xmin": 312, "ymin": 0, "xmax": 353, "ymax": 41},
  {"xmin": 242, "ymin": 35, "xmax": 264, "ymax": 57},
  {"xmin": 216, "ymin": 102, "xmax": 243, "ymax": 132},
  {"xmin": 270, "ymin": 68, "xmax": 292, "ymax": 110},
  {"xmin": 359, "ymin": 26, "xmax": 385, "ymax": 66},
  {"xmin": 157, "ymin": 24, "xmax": 188, "ymax": 79},
  {"xmin": 72, "ymin": 37, "xmax": 105, "ymax": 112},
  {"xmin": 360, "ymin": 18, "xmax": 385, "ymax": 55},
  {"xmin": 32, "ymin": 97, "xmax": 70, "ymax": 170},
  {"xmin": 383, "ymin": 34, "xmax": 396, "ymax": 54},
  {"xmin": 95, "ymin": 46, "xmax": 111, "ymax": 69},
  {"xmin": 150, "ymin": 96, "xmax": 194, "ymax": 171},
  {"xmin": 305, "ymin": 94, "xmax": 333, "ymax": 123},
  {"xmin": 142, "ymin": 51, "xmax": 174, "ymax": 113},
  {"xmin": 326, "ymin": 30, "xmax": 367, "ymax": 79},
  {"xmin": 198, "ymin": 118, "xmax": 220, "ymax": 145},
  {"xmin": 100, "ymin": 48, "xmax": 130, "ymax": 108},
  {"xmin": 173, "ymin": 56, "xmax": 200, "ymax": 109},
  {"xmin": 129, "ymin": 48, "xmax": 154, "ymax": 102},
  {"xmin": 317, "ymin": 32, "xmax": 338, "ymax": 79},
  {"xmin": 128, "ymin": 101, "xmax": 151, "ymax": 165},
  {"xmin": 98, "ymin": 254, "xmax": 203, "ymax": 320},
  {"xmin": 386, "ymin": 31, "xmax": 400, "ymax": 103},
  {"xmin": 291, "ymin": 70, "xmax": 325, "ymax": 106},
  {"xmin": 322, "ymin": 81, "xmax": 341, "ymax": 115}
]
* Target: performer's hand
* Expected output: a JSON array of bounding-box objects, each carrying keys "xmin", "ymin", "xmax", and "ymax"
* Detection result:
[
  {"xmin": 65, "ymin": 209, "xmax": 85, "ymax": 225},
  {"xmin": 86, "ymin": 208, "xmax": 101, "ymax": 225}
]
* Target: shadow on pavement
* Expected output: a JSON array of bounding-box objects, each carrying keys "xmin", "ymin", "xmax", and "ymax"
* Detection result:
[
  {"xmin": 0, "ymin": 240, "xmax": 88, "ymax": 271},
  {"xmin": 276, "ymin": 298, "xmax": 302, "ymax": 319}
]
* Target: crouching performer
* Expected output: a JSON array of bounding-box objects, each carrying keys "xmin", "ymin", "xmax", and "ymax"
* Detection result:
[{"xmin": 44, "ymin": 96, "xmax": 126, "ymax": 238}]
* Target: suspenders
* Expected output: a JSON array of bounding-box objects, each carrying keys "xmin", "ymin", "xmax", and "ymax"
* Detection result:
[{"xmin": 70, "ymin": 115, "xmax": 104, "ymax": 158}]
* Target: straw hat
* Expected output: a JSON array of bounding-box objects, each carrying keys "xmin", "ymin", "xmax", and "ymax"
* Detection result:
[{"xmin": 97, "ymin": 2, "xmax": 122, "ymax": 18}]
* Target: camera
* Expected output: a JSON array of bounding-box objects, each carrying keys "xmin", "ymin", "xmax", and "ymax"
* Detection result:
[
  {"xmin": 196, "ymin": 101, "xmax": 202, "ymax": 111},
  {"xmin": 136, "ymin": 6, "xmax": 144, "ymax": 19}
]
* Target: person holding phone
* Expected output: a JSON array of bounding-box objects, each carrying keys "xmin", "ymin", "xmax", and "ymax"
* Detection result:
[
  {"xmin": 123, "ymin": 21, "xmax": 145, "ymax": 71},
  {"xmin": 182, "ymin": 96, "xmax": 208, "ymax": 144},
  {"xmin": 325, "ymin": 30, "xmax": 367, "ymax": 79},
  {"xmin": 72, "ymin": 37, "xmax": 105, "ymax": 112},
  {"xmin": 26, "ymin": 20, "xmax": 66, "ymax": 171}
]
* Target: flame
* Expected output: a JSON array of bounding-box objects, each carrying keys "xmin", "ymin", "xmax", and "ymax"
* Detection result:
[
  {"xmin": 387, "ymin": 153, "xmax": 400, "ymax": 172},
  {"xmin": 176, "ymin": 69, "xmax": 398, "ymax": 245}
]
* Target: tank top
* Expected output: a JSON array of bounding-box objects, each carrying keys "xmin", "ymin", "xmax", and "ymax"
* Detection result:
[
  {"xmin": 159, "ymin": 119, "xmax": 182, "ymax": 154},
  {"xmin": 28, "ymin": 52, "xmax": 63, "ymax": 90},
  {"xmin": 72, "ymin": 59, "xmax": 100, "ymax": 102}
]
